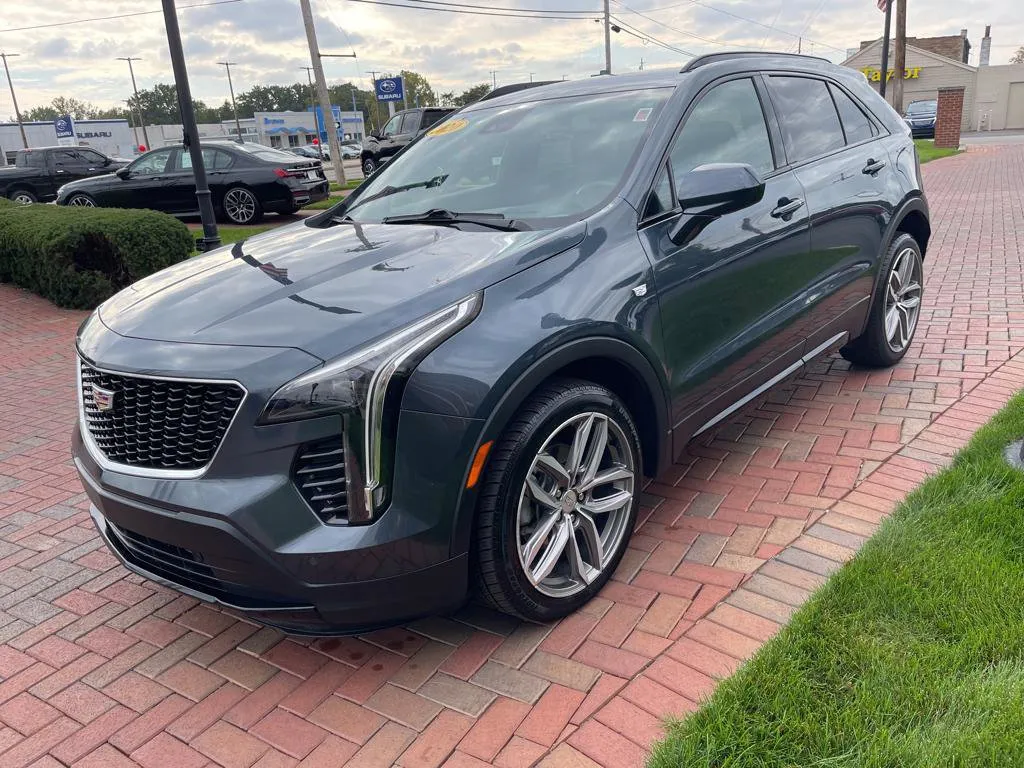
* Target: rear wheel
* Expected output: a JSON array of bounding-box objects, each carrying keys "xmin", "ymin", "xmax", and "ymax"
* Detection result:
[
  {"xmin": 222, "ymin": 186, "xmax": 263, "ymax": 225},
  {"xmin": 362, "ymin": 156, "xmax": 378, "ymax": 175},
  {"xmin": 474, "ymin": 379, "xmax": 640, "ymax": 621},
  {"xmin": 66, "ymin": 193, "xmax": 96, "ymax": 207},
  {"xmin": 841, "ymin": 232, "xmax": 923, "ymax": 367},
  {"xmin": 8, "ymin": 189, "xmax": 36, "ymax": 204}
]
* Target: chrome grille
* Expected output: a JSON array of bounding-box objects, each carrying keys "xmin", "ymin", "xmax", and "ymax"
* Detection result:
[
  {"xmin": 294, "ymin": 437, "xmax": 349, "ymax": 524},
  {"xmin": 79, "ymin": 361, "xmax": 244, "ymax": 471}
]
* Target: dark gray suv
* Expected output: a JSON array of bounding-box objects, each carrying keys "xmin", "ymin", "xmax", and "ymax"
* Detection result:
[{"xmin": 73, "ymin": 53, "xmax": 930, "ymax": 633}]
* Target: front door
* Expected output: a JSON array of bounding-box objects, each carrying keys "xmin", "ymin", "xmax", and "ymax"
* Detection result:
[
  {"xmin": 764, "ymin": 75, "xmax": 891, "ymax": 353},
  {"xmin": 638, "ymin": 76, "xmax": 813, "ymax": 444},
  {"xmin": 103, "ymin": 148, "xmax": 177, "ymax": 211}
]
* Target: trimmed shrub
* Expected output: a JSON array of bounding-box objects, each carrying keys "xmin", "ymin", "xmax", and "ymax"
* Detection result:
[{"xmin": 0, "ymin": 200, "xmax": 193, "ymax": 309}]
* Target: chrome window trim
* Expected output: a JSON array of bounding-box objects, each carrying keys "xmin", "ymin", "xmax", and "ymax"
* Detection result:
[{"xmin": 76, "ymin": 355, "xmax": 249, "ymax": 480}]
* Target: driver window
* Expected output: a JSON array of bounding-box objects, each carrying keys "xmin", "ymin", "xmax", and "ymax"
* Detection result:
[
  {"xmin": 131, "ymin": 150, "xmax": 172, "ymax": 176},
  {"xmin": 670, "ymin": 78, "xmax": 774, "ymax": 178},
  {"xmin": 382, "ymin": 115, "xmax": 402, "ymax": 137}
]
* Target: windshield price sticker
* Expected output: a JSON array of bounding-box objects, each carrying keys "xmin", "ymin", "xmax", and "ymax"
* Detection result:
[{"xmin": 427, "ymin": 119, "xmax": 469, "ymax": 137}]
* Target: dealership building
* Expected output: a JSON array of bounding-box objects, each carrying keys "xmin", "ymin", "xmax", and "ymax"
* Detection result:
[
  {"xmin": 0, "ymin": 119, "xmax": 134, "ymax": 164},
  {"xmin": 144, "ymin": 110, "xmax": 366, "ymax": 151},
  {"xmin": 844, "ymin": 27, "xmax": 1024, "ymax": 131}
]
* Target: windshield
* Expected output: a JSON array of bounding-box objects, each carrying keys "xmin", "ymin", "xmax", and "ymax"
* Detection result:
[
  {"xmin": 906, "ymin": 100, "xmax": 937, "ymax": 114},
  {"xmin": 345, "ymin": 88, "xmax": 671, "ymax": 227},
  {"xmin": 231, "ymin": 143, "xmax": 304, "ymax": 163}
]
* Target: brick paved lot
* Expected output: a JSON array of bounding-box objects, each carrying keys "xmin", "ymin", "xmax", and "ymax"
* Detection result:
[{"xmin": 1, "ymin": 144, "xmax": 1022, "ymax": 768}]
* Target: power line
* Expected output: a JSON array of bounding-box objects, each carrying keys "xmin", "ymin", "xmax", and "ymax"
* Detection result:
[
  {"xmin": 0, "ymin": 0, "xmax": 244, "ymax": 34},
  {"xmin": 400, "ymin": 0, "xmax": 595, "ymax": 13},
  {"xmin": 611, "ymin": 0, "xmax": 737, "ymax": 48},
  {"xmin": 610, "ymin": 16, "xmax": 694, "ymax": 57},
  {"xmin": 340, "ymin": 0, "xmax": 599, "ymax": 20}
]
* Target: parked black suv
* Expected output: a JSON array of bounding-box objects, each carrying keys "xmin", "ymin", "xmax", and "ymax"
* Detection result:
[
  {"xmin": 73, "ymin": 53, "xmax": 930, "ymax": 634},
  {"xmin": 360, "ymin": 106, "xmax": 454, "ymax": 175},
  {"xmin": 1, "ymin": 146, "xmax": 129, "ymax": 204},
  {"xmin": 904, "ymin": 98, "xmax": 938, "ymax": 138}
]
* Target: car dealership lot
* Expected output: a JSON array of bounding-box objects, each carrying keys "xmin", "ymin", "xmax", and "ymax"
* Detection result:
[{"xmin": 0, "ymin": 145, "xmax": 1021, "ymax": 766}]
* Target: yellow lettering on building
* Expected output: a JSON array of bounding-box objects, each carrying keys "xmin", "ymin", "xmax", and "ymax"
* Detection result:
[{"xmin": 860, "ymin": 67, "xmax": 921, "ymax": 81}]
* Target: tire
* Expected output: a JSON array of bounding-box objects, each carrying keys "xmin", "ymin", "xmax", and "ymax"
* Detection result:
[
  {"xmin": 362, "ymin": 156, "xmax": 378, "ymax": 175},
  {"xmin": 221, "ymin": 186, "xmax": 263, "ymax": 225},
  {"xmin": 841, "ymin": 232, "xmax": 924, "ymax": 367},
  {"xmin": 8, "ymin": 189, "xmax": 36, "ymax": 204},
  {"xmin": 474, "ymin": 378, "xmax": 641, "ymax": 621},
  {"xmin": 66, "ymin": 193, "xmax": 97, "ymax": 207}
]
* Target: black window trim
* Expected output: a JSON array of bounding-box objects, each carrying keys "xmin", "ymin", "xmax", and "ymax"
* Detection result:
[
  {"xmin": 761, "ymin": 72, "xmax": 890, "ymax": 172},
  {"xmin": 639, "ymin": 72, "xmax": 781, "ymax": 229}
]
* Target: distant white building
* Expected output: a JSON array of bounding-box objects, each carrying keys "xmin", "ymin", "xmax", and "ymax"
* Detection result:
[{"xmin": 1, "ymin": 119, "xmax": 133, "ymax": 164}]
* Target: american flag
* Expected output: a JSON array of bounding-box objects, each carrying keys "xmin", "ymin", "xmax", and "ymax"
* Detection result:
[{"xmin": 877, "ymin": 0, "xmax": 889, "ymax": 10}]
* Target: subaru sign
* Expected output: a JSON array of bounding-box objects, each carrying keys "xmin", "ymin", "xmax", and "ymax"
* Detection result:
[
  {"xmin": 54, "ymin": 115, "xmax": 76, "ymax": 146},
  {"xmin": 375, "ymin": 77, "xmax": 404, "ymax": 103}
]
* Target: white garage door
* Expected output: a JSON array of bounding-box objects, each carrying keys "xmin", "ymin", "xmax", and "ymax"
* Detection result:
[{"xmin": 1008, "ymin": 82, "xmax": 1024, "ymax": 130}]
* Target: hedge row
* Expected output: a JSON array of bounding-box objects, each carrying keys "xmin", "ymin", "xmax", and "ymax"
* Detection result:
[{"xmin": 0, "ymin": 199, "xmax": 194, "ymax": 309}]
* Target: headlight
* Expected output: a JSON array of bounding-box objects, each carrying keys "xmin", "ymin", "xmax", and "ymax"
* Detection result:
[{"xmin": 260, "ymin": 293, "xmax": 481, "ymax": 519}]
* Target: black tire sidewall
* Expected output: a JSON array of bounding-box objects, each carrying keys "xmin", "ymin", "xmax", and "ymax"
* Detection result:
[
  {"xmin": 9, "ymin": 190, "xmax": 36, "ymax": 204},
  {"xmin": 363, "ymin": 157, "xmax": 377, "ymax": 175},
  {"xmin": 479, "ymin": 382, "xmax": 641, "ymax": 621}
]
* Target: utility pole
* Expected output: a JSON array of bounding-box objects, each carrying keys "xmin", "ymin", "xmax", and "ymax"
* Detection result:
[
  {"xmin": 529, "ymin": 72, "xmax": 535, "ymax": 82},
  {"xmin": 0, "ymin": 53, "xmax": 27, "ymax": 149},
  {"xmin": 367, "ymin": 70, "xmax": 382, "ymax": 131},
  {"xmin": 879, "ymin": 0, "xmax": 893, "ymax": 99},
  {"xmin": 798, "ymin": 37, "xmax": 802, "ymax": 54},
  {"xmin": 300, "ymin": 0, "xmax": 346, "ymax": 185},
  {"xmin": 125, "ymin": 100, "xmax": 140, "ymax": 147},
  {"xmin": 299, "ymin": 66, "xmax": 323, "ymax": 160},
  {"xmin": 116, "ymin": 57, "xmax": 151, "ymax": 150},
  {"xmin": 218, "ymin": 61, "xmax": 243, "ymax": 141},
  {"xmin": 161, "ymin": 0, "xmax": 219, "ymax": 251},
  {"xmin": 603, "ymin": 0, "xmax": 612, "ymax": 75},
  {"xmin": 490, "ymin": 70, "xmax": 498, "ymax": 89},
  {"xmin": 892, "ymin": 0, "xmax": 907, "ymax": 113}
]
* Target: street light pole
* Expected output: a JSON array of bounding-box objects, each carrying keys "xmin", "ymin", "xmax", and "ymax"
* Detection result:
[
  {"xmin": 218, "ymin": 61, "xmax": 243, "ymax": 140},
  {"xmin": 299, "ymin": 0, "xmax": 347, "ymax": 185},
  {"xmin": 161, "ymin": 0, "xmax": 220, "ymax": 251},
  {"xmin": 299, "ymin": 66, "xmax": 324, "ymax": 161},
  {"xmin": 116, "ymin": 57, "xmax": 151, "ymax": 149},
  {"xmin": 0, "ymin": 53, "xmax": 28, "ymax": 149}
]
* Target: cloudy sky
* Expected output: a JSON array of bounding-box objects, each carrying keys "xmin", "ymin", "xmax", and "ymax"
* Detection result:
[{"xmin": 1, "ymin": 0, "xmax": 1020, "ymax": 115}]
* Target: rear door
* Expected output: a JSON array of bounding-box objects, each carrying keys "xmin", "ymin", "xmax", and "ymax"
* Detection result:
[
  {"xmin": 764, "ymin": 75, "xmax": 892, "ymax": 354},
  {"xmin": 639, "ymin": 75, "xmax": 813, "ymax": 439},
  {"xmin": 50, "ymin": 149, "xmax": 92, "ymax": 185},
  {"xmin": 76, "ymin": 148, "xmax": 113, "ymax": 179},
  {"xmin": 169, "ymin": 148, "xmax": 237, "ymax": 213}
]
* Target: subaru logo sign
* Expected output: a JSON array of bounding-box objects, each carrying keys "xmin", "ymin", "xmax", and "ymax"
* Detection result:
[
  {"xmin": 375, "ymin": 76, "xmax": 404, "ymax": 103},
  {"xmin": 54, "ymin": 114, "xmax": 76, "ymax": 140}
]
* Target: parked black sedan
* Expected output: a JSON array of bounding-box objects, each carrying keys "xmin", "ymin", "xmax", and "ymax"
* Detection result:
[{"xmin": 56, "ymin": 142, "xmax": 329, "ymax": 224}]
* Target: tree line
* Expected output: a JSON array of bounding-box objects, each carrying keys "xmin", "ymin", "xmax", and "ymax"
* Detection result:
[{"xmin": 22, "ymin": 71, "xmax": 493, "ymax": 131}]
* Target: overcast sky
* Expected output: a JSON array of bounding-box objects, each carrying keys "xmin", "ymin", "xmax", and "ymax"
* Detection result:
[{"xmin": 1, "ymin": 0, "xmax": 1020, "ymax": 115}]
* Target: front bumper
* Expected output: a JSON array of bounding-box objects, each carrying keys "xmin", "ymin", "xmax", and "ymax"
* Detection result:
[{"xmin": 908, "ymin": 123, "xmax": 936, "ymax": 138}]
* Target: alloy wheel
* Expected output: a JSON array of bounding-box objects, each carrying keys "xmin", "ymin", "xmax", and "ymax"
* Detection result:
[
  {"xmin": 11, "ymin": 192, "xmax": 34, "ymax": 205},
  {"xmin": 884, "ymin": 246, "xmax": 923, "ymax": 353},
  {"xmin": 68, "ymin": 195, "xmax": 95, "ymax": 207},
  {"xmin": 363, "ymin": 158, "xmax": 377, "ymax": 175},
  {"xmin": 224, "ymin": 188, "xmax": 257, "ymax": 224},
  {"xmin": 515, "ymin": 412, "xmax": 635, "ymax": 599}
]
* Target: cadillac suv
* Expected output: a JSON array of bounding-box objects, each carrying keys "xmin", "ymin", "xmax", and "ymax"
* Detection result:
[{"xmin": 73, "ymin": 52, "xmax": 930, "ymax": 634}]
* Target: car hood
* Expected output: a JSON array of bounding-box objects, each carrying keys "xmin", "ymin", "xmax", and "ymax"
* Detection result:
[
  {"xmin": 60, "ymin": 173, "xmax": 119, "ymax": 192},
  {"xmin": 99, "ymin": 218, "xmax": 586, "ymax": 361}
]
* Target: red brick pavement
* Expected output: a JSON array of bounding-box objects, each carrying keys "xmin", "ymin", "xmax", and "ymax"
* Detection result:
[{"xmin": 0, "ymin": 144, "xmax": 1022, "ymax": 767}]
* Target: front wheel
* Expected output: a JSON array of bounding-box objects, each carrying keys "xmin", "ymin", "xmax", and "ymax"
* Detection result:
[
  {"xmin": 841, "ymin": 232, "xmax": 924, "ymax": 367},
  {"xmin": 66, "ymin": 193, "xmax": 97, "ymax": 207},
  {"xmin": 474, "ymin": 379, "xmax": 641, "ymax": 621},
  {"xmin": 221, "ymin": 186, "xmax": 263, "ymax": 225},
  {"xmin": 362, "ymin": 156, "xmax": 378, "ymax": 175}
]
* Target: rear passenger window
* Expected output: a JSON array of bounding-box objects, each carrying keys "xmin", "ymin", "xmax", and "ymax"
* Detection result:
[
  {"xmin": 670, "ymin": 78, "xmax": 774, "ymax": 178},
  {"xmin": 829, "ymin": 84, "xmax": 878, "ymax": 145},
  {"xmin": 767, "ymin": 76, "xmax": 845, "ymax": 163}
]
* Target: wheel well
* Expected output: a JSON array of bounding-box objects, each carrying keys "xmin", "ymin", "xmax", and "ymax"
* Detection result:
[
  {"xmin": 7, "ymin": 184, "xmax": 36, "ymax": 197},
  {"xmin": 895, "ymin": 209, "xmax": 931, "ymax": 257},
  {"xmin": 538, "ymin": 356, "xmax": 662, "ymax": 478}
]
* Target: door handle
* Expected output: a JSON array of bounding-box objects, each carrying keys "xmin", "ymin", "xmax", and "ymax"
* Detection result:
[
  {"xmin": 771, "ymin": 197, "xmax": 804, "ymax": 220},
  {"xmin": 863, "ymin": 158, "xmax": 887, "ymax": 175}
]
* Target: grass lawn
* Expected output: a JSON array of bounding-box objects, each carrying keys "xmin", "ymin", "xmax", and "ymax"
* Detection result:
[
  {"xmin": 915, "ymin": 138, "xmax": 961, "ymax": 164},
  {"xmin": 303, "ymin": 197, "xmax": 343, "ymax": 211},
  {"xmin": 329, "ymin": 179, "xmax": 363, "ymax": 192},
  {"xmin": 651, "ymin": 393, "xmax": 1024, "ymax": 768}
]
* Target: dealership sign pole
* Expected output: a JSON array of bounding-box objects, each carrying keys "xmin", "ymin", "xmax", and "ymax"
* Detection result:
[
  {"xmin": 54, "ymin": 115, "xmax": 76, "ymax": 147},
  {"xmin": 161, "ymin": 0, "xmax": 220, "ymax": 251}
]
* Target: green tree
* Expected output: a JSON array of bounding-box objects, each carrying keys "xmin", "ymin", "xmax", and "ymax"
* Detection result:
[
  {"xmin": 455, "ymin": 83, "xmax": 490, "ymax": 106},
  {"xmin": 1011, "ymin": 46, "xmax": 1024, "ymax": 64},
  {"xmin": 24, "ymin": 96, "xmax": 98, "ymax": 121},
  {"xmin": 398, "ymin": 70, "xmax": 436, "ymax": 108},
  {"xmin": 128, "ymin": 83, "xmax": 183, "ymax": 124},
  {"xmin": 236, "ymin": 84, "xmax": 307, "ymax": 115}
]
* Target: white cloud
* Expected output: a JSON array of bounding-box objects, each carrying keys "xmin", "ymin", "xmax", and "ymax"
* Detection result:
[{"xmin": 1, "ymin": 0, "xmax": 1019, "ymax": 114}]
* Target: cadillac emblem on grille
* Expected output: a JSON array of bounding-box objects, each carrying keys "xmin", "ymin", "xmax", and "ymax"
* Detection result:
[{"xmin": 92, "ymin": 386, "xmax": 117, "ymax": 412}]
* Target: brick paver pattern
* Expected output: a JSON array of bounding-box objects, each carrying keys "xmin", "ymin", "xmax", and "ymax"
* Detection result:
[{"xmin": 0, "ymin": 144, "xmax": 1022, "ymax": 768}]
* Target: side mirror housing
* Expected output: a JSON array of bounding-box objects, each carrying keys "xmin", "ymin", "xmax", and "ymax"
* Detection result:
[
  {"xmin": 115, "ymin": 167, "xmax": 130, "ymax": 180},
  {"xmin": 676, "ymin": 163, "xmax": 765, "ymax": 217}
]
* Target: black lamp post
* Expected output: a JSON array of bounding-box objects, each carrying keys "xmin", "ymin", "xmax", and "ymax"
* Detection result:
[{"xmin": 162, "ymin": 0, "xmax": 220, "ymax": 252}]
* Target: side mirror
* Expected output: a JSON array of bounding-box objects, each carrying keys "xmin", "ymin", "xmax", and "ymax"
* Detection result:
[
  {"xmin": 115, "ymin": 167, "xmax": 131, "ymax": 180},
  {"xmin": 103, "ymin": 158, "xmax": 112, "ymax": 166},
  {"xmin": 669, "ymin": 163, "xmax": 765, "ymax": 244}
]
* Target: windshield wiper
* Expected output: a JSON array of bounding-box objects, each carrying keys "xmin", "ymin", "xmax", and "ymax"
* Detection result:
[
  {"xmin": 381, "ymin": 209, "xmax": 530, "ymax": 232},
  {"xmin": 346, "ymin": 174, "xmax": 449, "ymax": 214}
]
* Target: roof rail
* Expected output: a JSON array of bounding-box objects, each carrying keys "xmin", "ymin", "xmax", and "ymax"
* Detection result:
[
  {"xmin": 478, "ymin": 80, "xmax": 560, "ymax": 102},
  {"xmin": 681, "ymin": 51, "xmax": 830, "ymax": 73}
]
